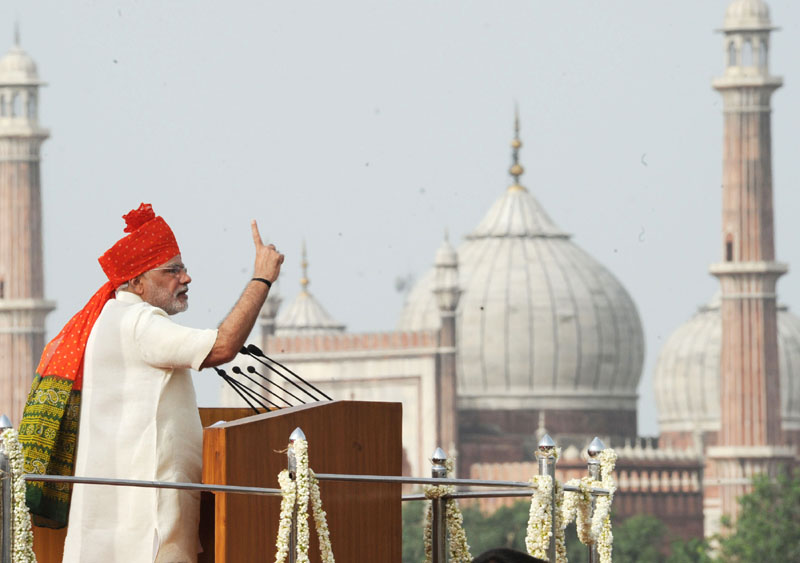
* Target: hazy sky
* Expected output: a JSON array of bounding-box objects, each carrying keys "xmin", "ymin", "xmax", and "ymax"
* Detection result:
[{"xmin": 3, "ymin": 1, "xmax": 798, "ymax": 436}]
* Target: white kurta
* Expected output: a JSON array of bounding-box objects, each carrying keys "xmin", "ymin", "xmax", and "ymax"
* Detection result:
[{"xmin": 62, "ymin": 291, "xmax": 217, "ymax": 563}]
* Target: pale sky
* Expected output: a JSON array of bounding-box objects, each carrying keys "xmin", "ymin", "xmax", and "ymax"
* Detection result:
[{"xmin": 3, "ymin": 1, "xmax": 799, "ymax": 436}]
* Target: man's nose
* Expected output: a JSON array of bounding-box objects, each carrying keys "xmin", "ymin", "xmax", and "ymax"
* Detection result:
[{"xmin": 181, "ymin": 271, "xmax": 192, "ymax": 284}]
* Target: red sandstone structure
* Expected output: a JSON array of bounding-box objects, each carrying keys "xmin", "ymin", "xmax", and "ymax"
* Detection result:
[
  {"xmin": 0, "ymin": 30, "xmax": 54, "ymax": 426},
  {"xmin": 706, "ymin": 0, "xmax": 797, "ymax": 531}
]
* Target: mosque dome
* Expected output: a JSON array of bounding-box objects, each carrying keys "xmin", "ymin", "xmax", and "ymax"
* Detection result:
[
  {"xmin": 398, "ymin": 119, "xmax": 645, "ymax": 412},
  {"xmin": 0, "ymin": 43, "xmax": 41, "ymax": 85},
  {"xmin": 723, "ymin": 0, "xmax": 772, "ymax": 31},
  {"xmin": 275, "ymin": 243, "xmax": 346, "ymax": 337},
  {"xmin": 654, "ymin": 293, "xmax": 800, "ymax": 433}
]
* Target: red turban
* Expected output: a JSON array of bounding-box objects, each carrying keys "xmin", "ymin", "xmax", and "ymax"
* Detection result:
[{"xmin": 37, "ymin": 203, "xmax": 180, "ymax": 389}]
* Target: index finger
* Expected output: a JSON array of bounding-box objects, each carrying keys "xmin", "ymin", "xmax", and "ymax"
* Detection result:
[{"xmin": 250, "ymin": 220, "xmax": 264, "ymax": 247}]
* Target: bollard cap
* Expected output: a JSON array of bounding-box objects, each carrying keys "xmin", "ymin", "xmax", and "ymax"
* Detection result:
[
  {"xmin": 289, "ymin": 427, "xmax": 307, "ymax": 442},
  {"xmin": 0, "ymin": 414, "xmax": 11, "ymax": 430},
  {"xmin": 537, "ymin": 433, "xmax": 555, "ymax": 452},
  {"xmin": 587, "ymin": 437, "xmax": 606, "ymax": 458},
  {"xmin": 431, "ymin": 447, "xmax": 448, "ymax": 464}
]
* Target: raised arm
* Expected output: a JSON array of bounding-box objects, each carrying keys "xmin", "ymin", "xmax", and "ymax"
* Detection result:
[{"xmin": 200, "ymin": 220, "xmax": 284, "ymax": 368}]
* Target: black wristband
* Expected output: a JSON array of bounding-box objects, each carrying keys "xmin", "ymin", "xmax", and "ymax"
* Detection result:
[{"xmin": 251, "ymin": 277, "xmax": 272, "ymax": 289}]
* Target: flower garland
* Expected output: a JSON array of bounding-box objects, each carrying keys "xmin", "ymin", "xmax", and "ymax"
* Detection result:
[
  {"xmin": 525, "ymin": 475, "xmax": 553, "ymax": 560},
  {"xmin": 1, "ymin": 428, "xmax": 37, "ymax": 563},
  {"xmin": 273, "ymin": 438, "xmax": 334, "ymax": 563},
  {"xmin": 422, "ymin": 458, "xmax": 471, "ymax": 563},
  {"xmin": 590, "ymin": 448, "xmax": 617, "ymax": 563},
  {"xmin": 561, "ymin": 476, "xmax": 593, "ymax": 545},
  {"xmin": 524, "ymin": 447, "xmax": 617, "ymax": 563}
]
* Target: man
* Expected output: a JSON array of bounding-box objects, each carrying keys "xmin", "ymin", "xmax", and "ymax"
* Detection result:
[{"xmin": 21, "ymin": 203, "xmax": 283, "ymax": 562}]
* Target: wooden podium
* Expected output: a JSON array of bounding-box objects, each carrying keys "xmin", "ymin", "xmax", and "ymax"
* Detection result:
[
  {"xmin": 201, "ymin": 400, "xmax": 402, "ymax": 562},
  {"xmin": 32, "ymin": 400, "xmax": 402, "ymax": 562}
]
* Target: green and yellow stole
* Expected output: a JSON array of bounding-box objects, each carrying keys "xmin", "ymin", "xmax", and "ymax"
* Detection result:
[{"xmin": 18, "ymin": 374, "xmax": 81, "ymax": 528}]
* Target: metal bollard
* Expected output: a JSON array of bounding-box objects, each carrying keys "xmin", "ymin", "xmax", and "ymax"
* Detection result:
[
  {"xmin": 586, "ymin": 437, "xmax": 606, "ymax": 563},
  {"xmin": 287, "ymin": 427, "xmax": 306, "ymax": 563},
  {"xmin": 537, "ymin": 434, "xmax": 557, "ymax": 563},
  {"xmin": 1, "ymin": 413, "xmax": 13, "ymax": 563},
  {"xmin": 430, "ymin": 447, "xmax": 448, "ymax": 563}
]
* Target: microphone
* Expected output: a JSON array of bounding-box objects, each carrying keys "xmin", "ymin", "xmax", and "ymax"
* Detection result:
[
  {"xmin": 214, "ymin": 368, "xmax": 261, "ymax": 413},
  {"xmin": 242, "ymin": 345, "xmax": 332, "ymax": 401},
  {"xmin": 245, "ymin": 365, "xmax": 309, "ymax": 404},
  {"xmin": 231, "ymin": 365, "xmax": 294, "ymax": 407}
]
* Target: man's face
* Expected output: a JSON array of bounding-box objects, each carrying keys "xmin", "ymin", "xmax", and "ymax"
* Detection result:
[{"xmin": 138, "ymin": 255, "xmax": 192, "ymax": 315}]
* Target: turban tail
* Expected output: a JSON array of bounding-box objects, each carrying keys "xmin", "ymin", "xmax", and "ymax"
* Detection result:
[{"xmin": 19, "ymin": 203, "xmax": 180, "ymax": 527}]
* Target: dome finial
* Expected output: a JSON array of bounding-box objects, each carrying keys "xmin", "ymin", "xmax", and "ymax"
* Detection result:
[
  {"xmin": 509, "ymin": 104, "xmax": 525, "ymax": 191},
  {"xmin": 300, "ymin": 239, "xmax": 309, "ymax": 292},
  {"xmin": 13, "ymin": 21, "xmax": 20, "ymax": 47}
]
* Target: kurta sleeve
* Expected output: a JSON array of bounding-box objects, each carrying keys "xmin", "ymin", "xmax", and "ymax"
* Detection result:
[{"xmin": 131, "ymin": 305, "xmax": 218, "ymax": 370}]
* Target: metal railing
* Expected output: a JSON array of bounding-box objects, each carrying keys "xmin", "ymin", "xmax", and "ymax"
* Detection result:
[
  {"xmin": 0, "ymin": 419, "xmax": 609, "ymax": 563},
  {"xmin": 0, "ymin": 416, "xmax": 11, "ymax": 563}
]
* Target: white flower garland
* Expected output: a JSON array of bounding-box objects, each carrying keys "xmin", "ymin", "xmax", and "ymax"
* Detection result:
[
  {"xmin": 561, "ymin": 476, "xmax": 593, "ymax": 545},
  {"xmin": 525, "ymin": 475, "xmax": 553, "ymax": 560},
  {"xmin": 273, "ymin": 439, "xmax": 334, "ymax": 563},
  {"xmin": 525, "ymin": 447, "xmax": 617, "ymax": 563},
  {"xmin": 590, "ymin": 449, "xmax": 617, "ymax": 563},
  {"xmin": 422, "ymin": 459, "xmax": 471, "ymax": 563},
  {"xmin": 1, "ymin": 428, "xmax": 37, "ymax": 563}
]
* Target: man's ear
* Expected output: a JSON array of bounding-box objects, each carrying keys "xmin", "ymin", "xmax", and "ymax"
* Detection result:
[{"xmin": 127, "ymin": 274, "xmax": 147, "ymax": 296}]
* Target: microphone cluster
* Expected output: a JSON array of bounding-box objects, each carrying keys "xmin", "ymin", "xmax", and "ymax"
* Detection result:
[{"xmin": 213, "ymin": 344, "xmax": 332, "ymax": 414}]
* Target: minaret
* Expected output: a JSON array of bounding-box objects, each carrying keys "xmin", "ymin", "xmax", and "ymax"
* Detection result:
[
  {"xmin": 707, "ymin": 0, "xmax": 794, "ymax": 527},
  {"xmin": 0, "ymin": 30, "xmax": 55, "ymax": 425},
  {"xmin": 433, "ymin": 231, "xmax": 460, "ymax": 461}
]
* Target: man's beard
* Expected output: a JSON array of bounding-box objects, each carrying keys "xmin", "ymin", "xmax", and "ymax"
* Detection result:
[{"xmin": 150, "ymin": 284, "xmax": 188, "ymax": 315}]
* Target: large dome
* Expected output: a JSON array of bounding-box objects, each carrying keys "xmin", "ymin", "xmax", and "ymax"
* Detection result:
[
  {"xmin": 654, "ymin": 294, "xmax": 800, "ymax": 433},
  {"xmin": 398, "ymin": 130, "xmax": 645, "ymax": 412}
]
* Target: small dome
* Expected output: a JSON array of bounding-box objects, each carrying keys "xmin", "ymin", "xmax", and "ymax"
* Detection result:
[
  {"xmin": 0, "ymin": 45, "xmax": 41, "ymax": 85},
  {"xmin": 274, "ymin": 242, "xmax": 345, "ymax": 336},
  {"xmin": 653, "ymin": 293, "xmax": 800, "ymax": 433},
  {"xmin": 398, "ymin": 185, "xmax": 645, "ymax": 411},
  {"xmin": 435, "ymin": 236, "xmax": 457, "ymax": 268},
  {"xmin": 723, "ymin": 0, "xmax": 772, "ymax": 31},
  {"xmin": 275, "ymin": 290, "xmax": 346, "ymax": 336}
]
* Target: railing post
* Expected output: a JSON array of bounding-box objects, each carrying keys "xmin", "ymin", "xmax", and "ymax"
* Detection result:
[
  {"xmin": 287, "ymin": 427, "xmax": 306, "ymax": 563},
  {"xmin": 537, "ymin": 434, "xmax": 557, "ymax": 563},
  {"xmin": 587, "ymin": 437, "xmax": 606, "ymax": 563},
  {"xmin": 1, "ymin": 414, "xmax": 13, "ymax": 563},
  {"xmin": 431, "ymin": 447, "xmax": 448, "ymax": 563}
]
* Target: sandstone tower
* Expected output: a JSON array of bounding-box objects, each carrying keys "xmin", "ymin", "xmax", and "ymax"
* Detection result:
[
  {"xmin": 706, "ymin": 0, "xmax": 795, "ymax": 527},
  {"xmin": 0, "ymin": 30, "xmax": 55, "ymax": 425}
]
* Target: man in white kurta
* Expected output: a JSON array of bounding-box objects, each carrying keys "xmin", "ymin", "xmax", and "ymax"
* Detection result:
[
  {"xmin": 63, "ymin": 291, "xmax": 217, "ymax": 562},
  {"xmin": 55, "ymin": 204, "xmax": 284, "ymax": 563}
]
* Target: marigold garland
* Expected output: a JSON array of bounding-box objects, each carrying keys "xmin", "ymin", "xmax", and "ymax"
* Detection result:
[
  {"xmin": 273, "ymin": 438, "xmax": 334, "ymax": 563},
  {"xmin": 422, "ymin": 458, "xmax": 472, "ymax": 563},
  {"xmin": 1, "ymin": 428, "xmax": 37, "ymax": 563}
]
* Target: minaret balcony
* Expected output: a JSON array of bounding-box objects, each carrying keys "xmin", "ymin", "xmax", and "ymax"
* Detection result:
[{"xmin": 712, "ymin": 74, "xmax": 782, "ymax": 90}]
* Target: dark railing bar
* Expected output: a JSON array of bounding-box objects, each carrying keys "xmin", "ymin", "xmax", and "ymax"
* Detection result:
[
  {"xmin": 23, "ymin": 474, "xmax": 281, "ymax": 496},
  {"xmin": 21, "ymin": 472, "xmax": 609, "ymax": 496},
  {"xmin": 403, "ymin": 489, "xmax": 534, "ymax": 501},
  {"xmin": 314, "ymin": 473, "xmax": 532, "ymax": 488},
  {"xmin": 402, "ymin": 485, "xmax": 610, "ymax": 501}
]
